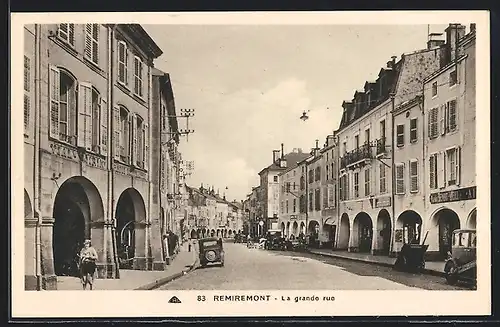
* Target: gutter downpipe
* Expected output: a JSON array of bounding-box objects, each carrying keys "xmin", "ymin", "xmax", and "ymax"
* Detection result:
[
  {"xmin": 390, "ymin": 93, "xmax": 396, "ymax": 257},
  {"xmin": 34, "ymin": 23, "xmax": 42, "ymax": 291}
]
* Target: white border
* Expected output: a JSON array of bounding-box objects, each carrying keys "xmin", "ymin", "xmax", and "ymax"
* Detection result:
[{"xmin": 11, "ymin": 11, "xmax": 491, "ymax": 318}]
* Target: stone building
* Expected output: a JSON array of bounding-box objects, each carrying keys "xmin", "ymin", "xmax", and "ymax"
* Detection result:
[
  {"xmin": 336, "ymin": 38, "xmax": 443, "ymax": 256},
  {"xmin": 277, "ymin": 151, "xmax": 303, "ymax": 238},
  {"xmin": 422, "ymin": 24, "xmax": 476, "ymax": 260},
  {"xmin": 319, "ymin": 134, "xmax": 338, "ymax": 249},
  {"xmin": 305, "ymin": 142, "xmax": 323, "ymax": 247},
  {"xmin": 22, "ymin": 23, "xmax": 183, "ymax": 290},
  {"xmin": 246, "ymin": 186, "xmax": 263, "ymax": 237}
]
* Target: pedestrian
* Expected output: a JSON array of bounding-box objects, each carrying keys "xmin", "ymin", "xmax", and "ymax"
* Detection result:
[
  {"xmin": 79, "ymin": 239, "xmax": 98, "ymax": 290},
  {"xmin": 163, "ymin": 234, "xmax": 170, "ymax": 265}
]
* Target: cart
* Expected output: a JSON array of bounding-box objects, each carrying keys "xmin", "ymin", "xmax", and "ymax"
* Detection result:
[{"xmin": 393, "ymin": 231, "xmax": 429, "ymax": 273}]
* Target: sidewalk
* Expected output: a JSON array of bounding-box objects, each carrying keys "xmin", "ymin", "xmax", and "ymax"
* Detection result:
[
  {"xmin": 56, "ymin": 243, "xmax": 198, "ymax": 290},
  {"xmin": 309, "ymin": 248, "xmax": 445, "ymax": 277}
]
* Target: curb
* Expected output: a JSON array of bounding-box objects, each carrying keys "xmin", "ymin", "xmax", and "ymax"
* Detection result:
[
  {"xmin": 309, "ymin": 250, "xmax": 445, "ymax": 277},
  {"xmin": 134, "ymin": 255, "xmax": 199, "ymax": 290}
]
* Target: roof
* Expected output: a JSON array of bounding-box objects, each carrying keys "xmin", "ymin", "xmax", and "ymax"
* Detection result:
[
  {"xmin": 117, "ymin": 24, "xmax": 163, "ymax": 59},
  {"xmin": 259, "ymin": 152, "xmax": 310, "ymax": 175}
]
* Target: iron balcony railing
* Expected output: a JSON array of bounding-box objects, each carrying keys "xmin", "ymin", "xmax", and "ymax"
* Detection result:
[
  {"xmin": 376, "ymin": 137, "xmax": 386, "ymax": 156},
  {"xmin": 340, "ymin": 143, "xmax": 372, "ymax": 169}
]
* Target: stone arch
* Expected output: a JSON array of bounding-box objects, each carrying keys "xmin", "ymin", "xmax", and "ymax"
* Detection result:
[
  {"xmin": 376, "ymin": 209, "xmax": 392, "ymax": 255},
  {"xmin": 338, "ymin": 213, "xmax": 350, "ymax": 250},
  {"xmin": 352, "ymin": 212, "xmax": 373, "ymax": 253},
  {"xmin": 52, "ymin": 176, "xmax": 104, "ymax": 277},
  {"xmin": 115, "ymin": 188, "xmax": 147, "ymax": 269},
  {"xmin": 467, "ymin": 208, "xmax": 477, "ymax": 229},
  {"xmin": 396, "ymin": 210, "xmax": 423, "ymax": 245},
  {"xmin": 431, "ymin": 208, "xmax": 461, "ymax": 258},
  {"xmin": 24, "ymin": 189, "xmax": 33, "ymax": 219}
]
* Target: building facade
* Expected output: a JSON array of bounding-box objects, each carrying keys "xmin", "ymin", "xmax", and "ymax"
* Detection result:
[
  {"xmin": 320, "ymin": 135, "xmax": 338, "ymax": 249},
  {"xmin": 278, "ymin": 163, "xmax": 301, "ymax": 238},
  {"xmin": 336, "ymin": 40, "xmax": 442, "ymax": 255},
  {"xmin": 306, "ymin": 145, "xmax": 323, "ymax": 247},
  {"xmin": 423, "ymin": 24, "xmax": 476, "ymax": 260},
  {"xmin": 22, "ymin": 23, "xmax": 183, "ymax": 290}
]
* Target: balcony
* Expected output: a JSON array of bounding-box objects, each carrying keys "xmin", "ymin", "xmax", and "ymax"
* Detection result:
[
  {"xmin": 340, "ymin": 143, "xmax": 372, "ymax": 170},
  {"xmin": 376, "ymin": 137, "xmax": 387, "ymax": 156}
]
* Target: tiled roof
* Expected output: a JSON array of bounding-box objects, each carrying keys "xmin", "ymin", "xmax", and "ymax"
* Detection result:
[{"xmin": 259, "ymin": 152, "xmax": 310, "ymax": 175}]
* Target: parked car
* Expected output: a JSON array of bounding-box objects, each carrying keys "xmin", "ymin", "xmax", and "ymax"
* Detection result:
[
  {"xmin": 264, "ymin": 230, "xmax": 285, "ymax": 250},
  {"xmin": 444, "ymin": 229, "xmax": 476, "ymax": 287},
  {"xmin": 198, "ymin": 237, "xmax": 225, "ymax": 268}
]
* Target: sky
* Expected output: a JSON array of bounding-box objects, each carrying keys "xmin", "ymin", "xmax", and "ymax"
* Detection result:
[{"xmin": 143, "ymin": 23, "xmax": 450, "ymax": 201}]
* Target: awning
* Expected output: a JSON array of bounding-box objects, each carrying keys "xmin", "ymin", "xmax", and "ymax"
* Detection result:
[{"xmin": 323, "ymin": 217, "xmax": 337, "ymax": 226}]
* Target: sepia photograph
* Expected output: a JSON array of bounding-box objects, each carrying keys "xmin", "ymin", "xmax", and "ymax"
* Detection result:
[{"xmin": 11, "ymin": 11, "xmax": 490, "ymax": 318}]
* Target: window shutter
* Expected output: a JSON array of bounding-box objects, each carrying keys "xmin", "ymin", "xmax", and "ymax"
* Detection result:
[
  {"xmin": 132, "ymin": 114, "xmax": 138, "ymax": 165},
  {"xmin": 24, "ymin": 94, "xmax": 30, "ymax": 132},
  {"xmin": 144, "ymin": 123, "xmax": 149, "ymax": 170},
  {"xmin": 118, "ymin": 41, "xmax": 126, "ymax": 83},
  {"xmin": 84, "ymin": 24, "xmax": 92, "ymax": 60},
  {"xmin": 455, "ymin": 147, "xmax": 461, "ymax": 186},
  {"xmin": 99, "ymin": 97, "xmax": 108, "ymax": 156},
  {"xmin": 49, "ymin": 65, "xmax": 60, "ymax": 139},
  {"xmin": 78, "ymin": 82, "xmax": 92, "ymax": 150},
  {"xmin": 438, "ymin": 151, "xmax": 446, "ymax": 188},
  {"xmin": 449, "ymin": 100, "xmax": 457, "ymax": 131},
  {"xmin": 92, "ymin": 24, "xmax": 99, "ymax": 64},
  {"xmin": 440, "ymin": 104, "xmax": 446, "ymax": 136},
  {"xmin": 113, "ymin": 105, "xmax": 120, "ymax": 160},
  {"xmin": 125, "ymin": 113, "xmax": 131, "ymax": 161},
  {"xmin": 429, "ymin": 156, "xmax": 435, "ymax": 189},
  {"xmin": 68, "ymin": 24, "xmax": 75, "ymax": 46},
  {"xmin": 396, "ymin": 163, "xmax": 405, "ymax": 194},
  {"xmin": 410, "ymin": 160, "xmax": 418, "ymax": 192}
]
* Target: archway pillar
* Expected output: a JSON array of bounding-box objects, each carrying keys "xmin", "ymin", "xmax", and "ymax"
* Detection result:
[
  {"xmin": 348, "ymin": 226, "xmax": 356, "ymax": 252},
  {"xmin": 133, "ymin": 221, "xmax": 148, "ymax": 270},
  {"xmin": 371, "ymin": 226, "xmax": 379, "ymax": 255},
  {"xmin": 24, "ymin": 218, "xmax": 38, "ymax": 290},
  {"xmin": 150, "ymin": 214, "xmax": 166, "ymax": 271},
  {"xmin": 90, "ymin": 220, "xmax": 117, "ymax": 278},
  {"xmin": 40, "ymin": 217, "xmax": 57, "ymax": 290}
]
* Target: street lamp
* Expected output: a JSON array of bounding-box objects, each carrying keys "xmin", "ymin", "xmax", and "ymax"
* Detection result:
[{"xmin": 300, "ymin": 110, "xmax": 309, "ymax": 121}]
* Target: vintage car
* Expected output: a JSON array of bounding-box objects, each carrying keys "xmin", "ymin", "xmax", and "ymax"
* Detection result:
[
  {"xmin": 198, "ymin": 237, "xmax": 225, "ymax": 268},
  {"xmin": 444, "ymin": 229, "xmax": 476, "ymax": 286},
  {"xmin": 265, "ymin": 230, "xmax": 285, "ymax": 250}
]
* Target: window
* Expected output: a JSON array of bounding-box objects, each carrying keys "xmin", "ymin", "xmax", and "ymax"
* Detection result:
[
  {"xmin": 396, "ymin": 124, "xmax": 405, "ymax": 147},
  {"xmin": 428, "ymin": 107, "xmax": 439, "ymax": 139},
  {"xmin": 365, "ymin": 128, "xmax": 370, "ymax": 145},
  {"xmin": 281, "ymin": 201, "xmax": 284, "ymax": 214},
  {"xmin": 49, "ymin": 67, "xmax": 77, "ymax": 145},
  {"xmin": 273, "ymin": 176, "xmax": 278, "ymax": 182},
  {"xmin": 309, "ymin": 192, "xmax": 313, "ymax": 211},
  {"xmin": 24, "ymin": 55, "xmax": 31, "ymax": 133},
  {"xmin": 136, "ymin": 116, "xmax": 144, "ymax": 168},
  {"xmin": 354, "ymin": 135, "xmax": 359, "ymax": 148},
  {"xmin": 308, "ymin": 170, "xmax": 313, "ymax": 184},
  {"xmin": 134, "ymin": 56, "xmax": 144, "ymax": 97},
  {"xmin": 293, "ymin": 199, "xmax": 296, "ymax": 213},
  {"xmin": 380, "ymin": 120, "xmax": 386, "ymax": 140},
  {"xmin": 410, "ymin": 118, "xmax": 418, "ymax": 143},
  {"xmin": 354, "ymin": 172, "xmax": 359, "ymax": 198},
  {"xmin": 300, "ymin": 176, "xmax": 305, "ymax": 190},
  {"xmin": 379, "ymin": 163, "xmax": 387, "ymax": 194},
  {"xmin": 118, "ymin": 41, "xmax": 128, "ymax": 85},
  {"xmin": 395, "ymin": 163, "xmax": 405, "ymax": 194},
  {"xmin": 447, "ymin": 147, "xmax": 461, "ymax": 186},
  {"xmin": 326, "ymin": 165, "xmax": 329, "ymax": 181},
  {"xmin": 323, "ymin": 186, "xmax": 328, "ymax": 207},
  {"xmin": 299, "ymin": 195, "xmax": 305, "ymax": 213},
  {"xmin": 429, "ymin": 154, "xmax": 437, "ymax": 189},
  {"xmin": 84, "ymin": 24, "xmax": 99, "ymax": 65},
  {"xmin": 409, "ymin": 159, "xmax": 418, "ymax": 193},
  {"xmin": 315, "ymin": 189, "xmax": 321, "ymax": 211},
  {"xmin": 58, "ymin": 24, "xmax": 75, "ymax": 46},
  {"xmin": 449, "ymin": 70, "xmax": 457, "ymax": 86},
  {"xmin": 286, "ymin": 200, "xmax": 289, "ymax": 214},
  {"xmin": 331, "ymin": 162, "xmax": 335, "ymax": 179},
  {"xmin": 447, "ymin": 99, "xmax": 457, "ymax": 132},
  {"xmin": 162, "ymin": 104, "xmax": 167, "ymax": 130},
  {"xmin": 432, "ymin": 81, "xmax": 438, "ymax": 97},
  {"xmin": 364, "ymin": 168, "xmax": 370, "ymax": 196},
  {"xmin": 91, "ymin": 89, "xmax": 100, "ymax": 151},
  {"xmin": 343, "ymin": 141, "xmax": 347, "ymax": 154},
  {"xmin": 315, "ymin": 166, "xmax": 321, "ymax": 181},
  {"xmin": 118, "ymin": 107, "xmax": 130, "ymax": 162}
]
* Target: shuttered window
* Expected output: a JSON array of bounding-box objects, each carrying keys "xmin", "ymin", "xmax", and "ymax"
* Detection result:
[
  {"xmin": 84, "ymin": 24, "xmax": 99, "ymax": 65},
  {"xmin": 428, "ymin": 107, "xmax": 439, "ymax": 139},
  {"xmin": 354, "ymin": 172, "xmax": 359, "ymax": 198},
  {"xmin": 134, "ymin": 56, "xmax": 144, "ymax": 97},
  {"xmin": 396, "ymin": 124, "xmax": 405, "ymax": 147},
  {"xmin": 447, "ymin": 99, "xmax": 457, "ymax": 132},
  {"xmin": 395, "ymin": 163, "xmax": 405, "ymax": 195},
  {"xmin": 24, "ymin": 55, "xmax": 30, "ymax": 134},
  {"xmin": 91, "ymin": 89, "xmax": 100, "ymax": 152},
  {"xmin": 409, "ymin": 159, "xmax": 418, "ymax": 193},
  {"xmin": 315, "ymin": 189, "xmax": 321, "ymax": 211},
  {"xmin": 379, "ymin": 164, "xmax": 386, "ymax": 194},
  {"xmin": 323, "ymin": 186, "xmax": 328, "ymax": 207},
  {"xmin": 117, "ymin": 41, "xmax": 128, "ymax": 85},
  {"xmin": 429, "ymin": 154, "xmax": 438, "ymax": 189},
  {"xmin": 364, "ymin": 168, "xmax": 370, "ymax": 196},
  {"xmin": 328, "ymin": 184, "xmax": 335, "ymax": 208},
  {"xmin": 447, "ymin": 147, "xmax": 461, "ymax": 186},
  {"xmin": 58, "ymin": 24, "xmax": 75, "ymax": 46},
  {"xmin": 49, "ymin": 66, "xmax": 77, "ymax": 144},
  {"xmin": 410, "ymin": 118, "xmax": 417, "ymax": 143}
]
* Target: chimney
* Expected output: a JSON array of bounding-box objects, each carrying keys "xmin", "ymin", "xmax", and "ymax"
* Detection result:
[
  {"xmin": 445, "ymin": 23, "xmax": 466, "ymax": 62},
  {"xmin": 470, "ymin": 23, "xmax": 476, "ymax": 32},
  {"xmin": 272, "ymin": 150, "xmax": 280, "ymax": 163},
  {"xmin": 427, "ymin": 32, "xmax": 445, "ymax": 49},
  {"xmin": 281, "ymin": 143, "xmax": 285, "ymax": 159}
]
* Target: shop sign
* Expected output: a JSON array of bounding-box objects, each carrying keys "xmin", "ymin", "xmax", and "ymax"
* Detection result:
[
  {"xmin": 430, "ymin": 186, "xmax": 476, "ymax": 204},
  {"xmin": 374, "ymin": 196, "xmax": 391, "ymax": 208}
]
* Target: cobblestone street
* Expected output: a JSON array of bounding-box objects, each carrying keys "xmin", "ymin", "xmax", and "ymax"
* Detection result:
[{"xmin": 157, "ymin": 243, "xmax": 465, "ymax": 290}]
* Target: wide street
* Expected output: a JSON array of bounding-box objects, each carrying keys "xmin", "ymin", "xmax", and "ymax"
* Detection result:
[{"xmin": 157, "ymin": 243, "xmax": 464, "ymax": 290}]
